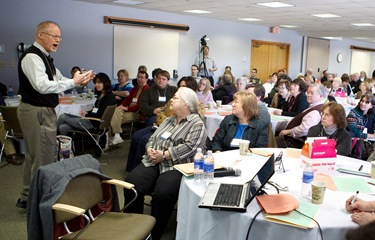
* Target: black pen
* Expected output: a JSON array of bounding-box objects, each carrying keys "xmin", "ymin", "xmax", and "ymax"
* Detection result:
[{"xmin": 358, "ymin": 165, "xmax": 363, "ymax": 171}]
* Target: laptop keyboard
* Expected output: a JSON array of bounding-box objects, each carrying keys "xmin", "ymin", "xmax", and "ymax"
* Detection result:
[{"xmin": 213, "ymin": 184, "xmax": 243, "ymax": 206}]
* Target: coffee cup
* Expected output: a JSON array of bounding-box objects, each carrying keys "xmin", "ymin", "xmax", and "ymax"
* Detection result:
[
  {"xmin": 207, "ymin": 102, "xmax": 214, "ymax": 110},
  {"xmin": 216, "ymin": 100, "xmax": 222, "ymax": 108},
  {"xmin": 71, "ymin": 96, "xmax": 77, "ymax": 104},
  {"xmin": 81, "ymin": 93, "xmax": 87, "ymax": 100},
  {"xmin": 239, "ymin": 140, "xmax": 250, "ymax": 156},
  {"xmin": 371, "ymin": 161, "xmax": 375, "ymax": 178},
  {"xmin": 311, "ymin": 181, "xmax": 327, "ymax": 204}
]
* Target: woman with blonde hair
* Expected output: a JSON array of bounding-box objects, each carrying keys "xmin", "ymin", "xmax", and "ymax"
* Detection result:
[
  {"xmin": 211, "ymin": 92, "xmax": 268, "ymax": 152},
  {"xmin": 196, "ymin": 77, "xmax": 214, "ymax": 105}
]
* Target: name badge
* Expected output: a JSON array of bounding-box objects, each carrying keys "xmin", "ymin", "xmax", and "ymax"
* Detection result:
[
  {"xmin": 230, "ymin": 138, "xmax": 241, "ymax": 147},
  {"xmin": 132, "ymin": 98, "xmax": 138, "ymax": 103},
  {"xmin": 159, "ymin": 96, "xmax": 166, "ymax": 102},
  {"xmin": 160, "ymin": 131, "xmax": 172, "ymax": 140},
  {"xmin": 92, "ymin": 107, "xmax": 98, "ymax": 113}
]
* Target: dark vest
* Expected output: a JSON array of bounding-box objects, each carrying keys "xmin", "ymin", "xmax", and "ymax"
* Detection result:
[
  {"xmin": 18, "ymin": 45, "xmax": 58, "ymax": 107},
  {"xmin": 285, "ymin": 104, "xmax": 324, "ymax": 130}
]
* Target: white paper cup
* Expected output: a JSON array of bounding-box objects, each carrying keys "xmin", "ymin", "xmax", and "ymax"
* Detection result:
[
  {"xmin": 216, "ymin": 100, "xmax": 222, "ymax": 108},
  {"xmin": 239, "ymin": 140, "xmax": 250, "ymax": 156},
  {"xmin": 207, "ymin": 102, "xmax": 214, "ymax": 110},
  {"xmin": 71, "ymin": 96, "xmax": 77, "ymax": 104},
  {"xmin": 311, "ymin": 181, "xmax": 327, "ymax": 204},
  {"xmin": 81, "ymin": 93, "xmax": 87, "ymax": 100},
  {"xmin": 371, "ymin": 161, "xmax": 375, "ymax": 179}
]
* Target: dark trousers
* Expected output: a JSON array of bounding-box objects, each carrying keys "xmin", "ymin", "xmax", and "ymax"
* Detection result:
[
  {"xmin": 126, "ymin": 126, "xmax": 153, "ymax": 172},
  {"xmin": 276, "ymin": 135, "xmax": 304, "ymax": 149},
  {"xmin": 124, "ymin": 164, "xmax": 182, "ymax": 240}
]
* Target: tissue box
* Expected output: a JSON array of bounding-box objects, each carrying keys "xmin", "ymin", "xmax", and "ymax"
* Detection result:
[{"xmin": 301, "ymin": 138, "xmax": 337, "ymax": 172}]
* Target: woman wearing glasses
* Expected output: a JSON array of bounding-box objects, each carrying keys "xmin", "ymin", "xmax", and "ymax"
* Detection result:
[
  {"xmin": 346, "ymin": 93, "xmax": 375, "ymax": 139},
  {"xmin": 307, "ymin": 102, "xmax": 351, "ymax": 156}
]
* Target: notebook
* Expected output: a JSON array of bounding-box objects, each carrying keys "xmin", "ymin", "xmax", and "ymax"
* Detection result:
[{"xmin": 198, "ymin": 154, "xmax": 275, "ymax": 212}]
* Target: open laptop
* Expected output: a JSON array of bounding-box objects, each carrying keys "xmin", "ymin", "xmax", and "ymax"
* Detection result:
[{"xmin": 198, "ymin": 153, "xmax": 275, "ymax": 212}]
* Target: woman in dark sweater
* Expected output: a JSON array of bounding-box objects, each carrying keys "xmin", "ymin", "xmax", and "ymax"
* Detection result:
[
  {"xmin": 57, "ymin": 72, "xmax": 116, "ymax": 135},
  {"xmin": 307, "ymin": 102, "xmax": 351, "ymax": 156}
]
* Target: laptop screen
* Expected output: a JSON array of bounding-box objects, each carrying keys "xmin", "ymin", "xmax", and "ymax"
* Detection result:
[{"xmin": 244, "ymin": 153, "xmax": 275, "ymax": 206}]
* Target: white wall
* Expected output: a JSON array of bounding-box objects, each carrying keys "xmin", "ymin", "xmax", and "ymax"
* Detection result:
[{"xmin": 1, "ymin": 0, "xmax": 375, "ymax": 92}]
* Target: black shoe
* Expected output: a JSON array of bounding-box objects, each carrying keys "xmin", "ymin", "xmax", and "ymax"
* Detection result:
[
  {"xmin": 5, "ymin": 154, "xmax": 22, "ymax": 165},
  {"xmin": 16, "ymin": 199, "xmax": 27, "ymax": 209}
]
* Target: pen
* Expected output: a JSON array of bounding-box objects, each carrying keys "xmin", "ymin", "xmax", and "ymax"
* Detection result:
[
  {"xmin": 358, "ymin": 165, "xmax": 363, "ymax": 171},
  {"xmin": 351, "ymin": 191, "xmax": 359, "ymax": 205},
  {"xmin": 368, "ymin": 182, "xmax": 375, "ymax": 186}
]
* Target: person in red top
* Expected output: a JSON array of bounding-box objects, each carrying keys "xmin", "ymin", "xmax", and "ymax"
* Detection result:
[{"xmin": 110, "ymin": 70, "xmax": 150, "ymax": 144}]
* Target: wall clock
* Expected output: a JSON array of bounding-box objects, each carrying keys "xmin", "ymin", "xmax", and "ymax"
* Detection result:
[{"xmin": 337, "ymin": 53, "xmax": 343, "ymax": 63}]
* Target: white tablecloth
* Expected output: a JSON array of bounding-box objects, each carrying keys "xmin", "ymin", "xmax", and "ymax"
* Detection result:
[
  {"xmin": 5, "ymin": 97, "xmax": 95, "ymax": 118},
  {"xmin": 55, "ymin": 98, "xmax": 95, "ymax": 117},
  {"xmin": 176, "ymin": 148, "xmax": 375, "ymax": 240},
  {"xmin": 205, "ymin": 106, "xmax": 292, "ymax": 139}
]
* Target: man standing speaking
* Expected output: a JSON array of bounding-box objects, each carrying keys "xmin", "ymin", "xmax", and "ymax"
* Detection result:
[{"xmin": 16, "ymin": 21, "xmax": 94, "ymax": 208}]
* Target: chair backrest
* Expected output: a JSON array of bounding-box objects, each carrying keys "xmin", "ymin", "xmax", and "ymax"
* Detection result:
[
  {"xmin": 54, "ymin": 173, "xmax": 103, "ymax": 224},
  {"xmin": 99, "ymin": 105, "xmax": 116, "ymax": 131},
  {"xmin": 0, "ymin": 106, "xmax": 22, "ymax": 136}
]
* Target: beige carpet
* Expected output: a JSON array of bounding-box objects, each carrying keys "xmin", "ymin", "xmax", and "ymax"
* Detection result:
[{"xmin": 0, "ymin": 138, "xmax": 176, "ymax": 240}]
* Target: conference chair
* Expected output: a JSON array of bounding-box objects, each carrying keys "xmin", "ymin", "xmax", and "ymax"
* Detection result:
[
  {"xmin": 69, "ymin": 105, "xmax": 116, "ymax": 164},
  {"xmin": 52, "ymin": 173, "xmax": 155, "ymax": 240},
  {"xmin": 0, "ymin": 106, "xmax": 22, "ymax": 163}
]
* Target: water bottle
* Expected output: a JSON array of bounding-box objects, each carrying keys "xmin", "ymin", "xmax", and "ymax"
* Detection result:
[
  {"xmin": 204, "ymin": 150, "xmax": 215, "ymax": 182},
  {"xmin": 194, "ymin": 148, "xmax": 204, "ymax": 181},
  {"xmin": 7, "ymin": 85, "xmax": 14, "ymax": 99},
  {"xmin": 301, "ymin": 163, "xmax": 314, "ymax": 198},
  {"xmin": 82, "ymin": 86, "xmax": 88, "ymax": 94}
]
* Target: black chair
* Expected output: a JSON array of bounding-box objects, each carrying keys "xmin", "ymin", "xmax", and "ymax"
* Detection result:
[
  {"xmin": 69, "ymin": 105, "xmax": 116, "ymax": 164},
  {"xmin": 0, "ymin": 106, "xmax": 22, "ymax": 163}
]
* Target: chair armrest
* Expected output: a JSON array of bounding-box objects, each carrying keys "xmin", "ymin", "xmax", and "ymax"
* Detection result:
[
  {"xmin": 102, "ymin": 179, "xmax": 138, "ymax": 212},
  {"xmin": 102, "ymin": 179, "xmax": 135, "ymax": 190},
  {"xmin": 52, "ymin": 203, "xmax": 86, "ymax": 216},
  {"xmin": 80, "ymin": 117, "xmax": 102, "ymax": 122}
]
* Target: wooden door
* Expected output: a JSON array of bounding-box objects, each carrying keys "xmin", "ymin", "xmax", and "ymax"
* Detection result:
[{"xmin": 251, "ymin": 40, "xmax": 290, "ymax": 83}]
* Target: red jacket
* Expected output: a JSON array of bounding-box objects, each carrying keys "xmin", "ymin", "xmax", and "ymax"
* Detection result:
[{"xmin": 120, "ymin": 84, "xmax": 150, "ymax": 112}]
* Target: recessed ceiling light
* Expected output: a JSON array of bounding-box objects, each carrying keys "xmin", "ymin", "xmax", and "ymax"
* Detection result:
[
  {"xmin": 113, "ymin": 0, "xmax": 144, "ymax": 5},
  {"xmin": 238, "ymin": 18, "xmax": 262, "ymax": 22},
  {"xmin": 257, "ymin": 2, "xmax": 294, "ymax": 8},
  {"xmin": 351, "ymin": 23, "xmax": 375, "ymax": 27},
  {"xmin": 312, "ymin": 14, "xmax": 341, "ymax": 18},
  {"xmin": 279, "ymin": 25, "xmax": 299, "ymax": 28},
  {"xmin": 183, "ymin": 10, "xmax": 212, "ymax": 14}
]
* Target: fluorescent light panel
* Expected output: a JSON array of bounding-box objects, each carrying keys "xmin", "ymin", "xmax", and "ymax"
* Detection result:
[
  {"xmin": 183, "ymin": 10, "xmax": 212, "ymax": 14},
  {"xmin": 322, "ymin": 37, "xmax": 342, "ymax": 40},
  {"xmin": 257, "ymin": 2, "xmax": 294, "ymax": 8},
  {"xmin": 279, "ymin": 25, "xmax": 299, "ymax": 28},
  {"xmin": 113, "ymin": 0, "xmax": 144, "ymax": 5},
  {"xmin": 351, "ymin": 23, "xmax": 374, "ymax": 27},
  {"xmin": 312, "ymin": 14, "xmax": 341, "ymax": 18},
  {"xmin": 238, "ymin": 18, "xmax": 262, "ymax": 22}
]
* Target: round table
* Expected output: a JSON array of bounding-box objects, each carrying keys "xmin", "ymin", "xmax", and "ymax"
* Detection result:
[{"xmin": 176, "ymin": 148, "xmax": 375, "ymax": 240}]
